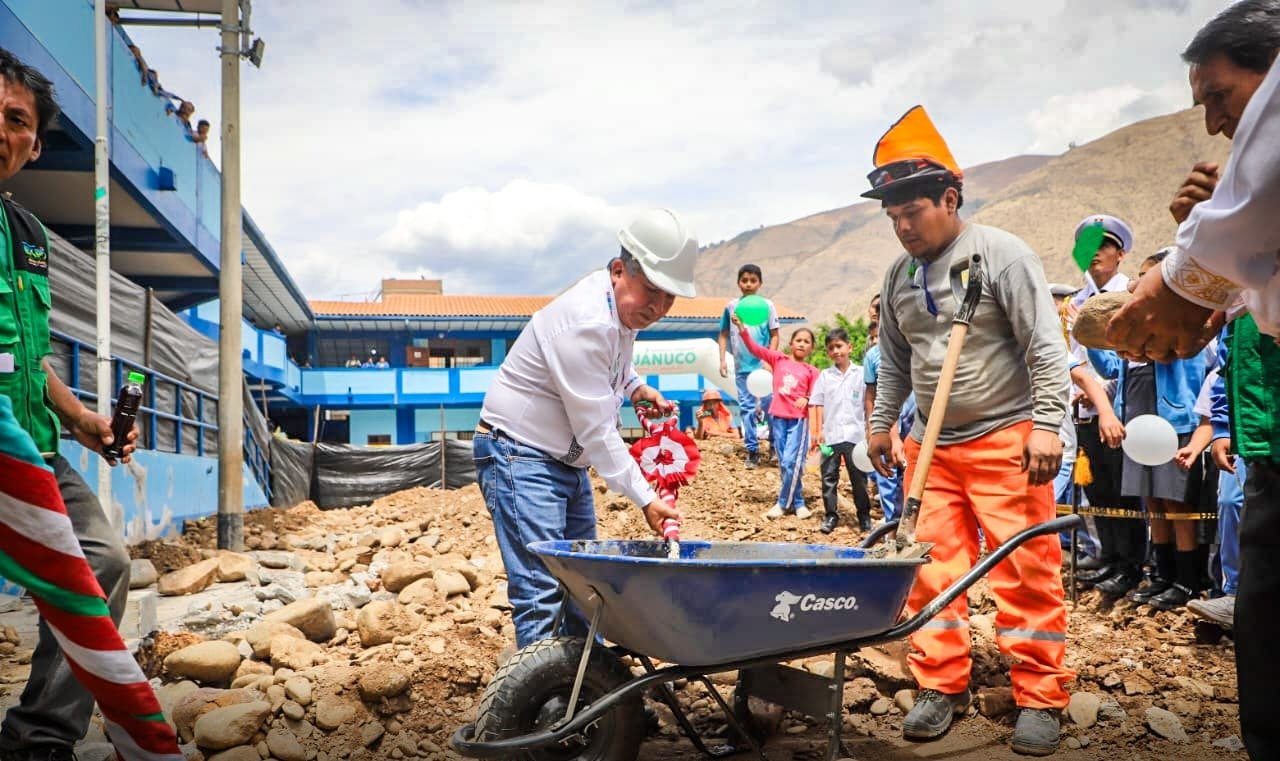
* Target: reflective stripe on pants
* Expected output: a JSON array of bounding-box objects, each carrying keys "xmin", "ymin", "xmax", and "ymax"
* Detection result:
[{"xmin": 903, "ymin": 421, "xmax": 1074, "ymax": 709}]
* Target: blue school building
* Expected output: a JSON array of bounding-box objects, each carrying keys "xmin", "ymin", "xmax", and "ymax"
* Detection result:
[{"xmin": 0, "ymin": 0, "xmax": 806, "ymax": 542}]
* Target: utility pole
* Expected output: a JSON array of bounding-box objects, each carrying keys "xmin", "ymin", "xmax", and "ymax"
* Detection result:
[
  {"xmin": 93, "ymin": 0, "xmax": 112, "ymax": 510},
  {"xmin": 217, "ymin": 0, "xmax": 244, "ymax": 550}
]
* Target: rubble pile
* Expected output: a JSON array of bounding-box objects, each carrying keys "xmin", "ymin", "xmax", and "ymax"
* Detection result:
[{"xmin": 0, "ymin": 446, "xmax": 1245, "ymax": 759}]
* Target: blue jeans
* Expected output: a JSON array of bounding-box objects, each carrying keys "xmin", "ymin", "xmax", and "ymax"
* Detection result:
[
  {"xmin": 874, "ymin": 468, "xmax": 904, "ymax": 523},
  {"xmin": 1218, "ymin": 457, "xmax": 1245, "ymax": 595},
  {"xmin": 773, "ymin": 417, "xmax": 808, "ymax": 509},
  {"xmin": 474, "ymin": 432, "xmax": 597, "ymax": 648},
  {"xmin": 735, "ymin": 372, "xmax": 771, "ymax": 454}
]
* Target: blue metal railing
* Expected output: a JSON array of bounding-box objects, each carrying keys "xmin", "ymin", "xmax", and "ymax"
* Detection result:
[{"xmin": 50, "ymin": 329, "xmax": 270, "ymax": 498}]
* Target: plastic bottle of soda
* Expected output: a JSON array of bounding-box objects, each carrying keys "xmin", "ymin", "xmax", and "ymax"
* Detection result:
[{"xmin": 103, "ymin": 371, "xmax": 144, "ymax": 460}]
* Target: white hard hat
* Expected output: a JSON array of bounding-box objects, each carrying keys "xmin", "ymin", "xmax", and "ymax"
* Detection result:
[{"xmin": 618, "ymin": 209, "xmax": 699, "ymax": 298}]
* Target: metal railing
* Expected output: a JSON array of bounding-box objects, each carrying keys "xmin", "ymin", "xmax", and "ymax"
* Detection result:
[{"xmin": 49, "ymin": 329, "xmax": 270, "ymax": 497}]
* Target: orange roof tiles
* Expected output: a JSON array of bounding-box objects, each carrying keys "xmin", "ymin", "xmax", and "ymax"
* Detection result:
[{"xmin": 309, "ymin": 294, "xmax": 804, "ymax": 321}]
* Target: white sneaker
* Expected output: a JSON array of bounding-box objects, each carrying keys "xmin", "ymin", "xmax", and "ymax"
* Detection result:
[
  {"xmin": 795, "ymin": 506, "xmax": 812, "ymax": 519},
  {"xmin": 764, "ymin": 505, "xmax": 785, "ymax": 519},
  {"xmin": 1187, "ymin": 595, "xmax": 1235, "ymax": 629}
]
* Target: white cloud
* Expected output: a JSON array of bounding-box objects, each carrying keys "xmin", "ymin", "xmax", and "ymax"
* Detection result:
[
  {"xmin": 1026, "ymin": 83, "xmax": 1188, "ymax": 153},
  {"xmin": 125, "ymin": 0, "xmax": 1230, "ymax": 300},
  {"xmin": 376, "ymin": 180, "xmax": 628, "ymax": 295}
]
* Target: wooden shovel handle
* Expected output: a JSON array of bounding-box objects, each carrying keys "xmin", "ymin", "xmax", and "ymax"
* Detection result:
[{"xmin": 895, "ymin": 254, "xmax": 984, "ymax": 552}]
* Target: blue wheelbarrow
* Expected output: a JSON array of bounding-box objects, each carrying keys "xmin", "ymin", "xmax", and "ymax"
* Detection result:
[{"xmin": 451, "ymin": 514, "xmax": 1084, "ymax": 761}]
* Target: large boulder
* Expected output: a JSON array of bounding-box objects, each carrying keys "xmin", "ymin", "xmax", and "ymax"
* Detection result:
[
  {"xmin": 265, "ymin": 728, "xmax": 307, "ymax": 761},
  {"xmin": 193, "ymin": 701, "xmax": 272, "ymax": 750},
  {"xmin": 157, "ymin": 558, "xmax": 221, "ymax": 596},
  {"xmin": 356, "ymin": 601, "xmax": 422, "ymax": 647},
  {"xmin": 262, "ymin": 597, "xmax": 336, "ymax": 641},
  {"xmin": 129, "ymin": 559, "xmax": 159, "ymax": 589},
  {"xmin": 164, "ymin": 641, "xmax": 242, "ymax": 685},
  {"xmin": 243, "ymin": 621, "xmax": 306, "ymax": 659},
  {"xmin": 172, "ymin": 688, "xmax": 258, "ymax": 743},
  {"xmin": 270, "ymin": 636, "xmax": 328, "ymax": 670},
  {"xmin": 216, "ymin": 553, "xmax": 256, "ymax": 583},
  {"xmin": 381, "ymin": 562, "xmax": 432, "ymax": 593},
  {"xmin": 358, "ymin": 666, "xmax": 411, "ymax": 700},
  {"xmin": 313, "ymin": 696, "xmax": 359, "ymax": 731}
]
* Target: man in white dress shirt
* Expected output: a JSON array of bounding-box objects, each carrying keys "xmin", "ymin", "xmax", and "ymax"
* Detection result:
[
  {"xmin": 475, "ymin": 209, "xmax": 696, "ymax": 649},
  {"xmin": 1107, "ymin": 4, "xmax": 1280, "ymax": 757}
]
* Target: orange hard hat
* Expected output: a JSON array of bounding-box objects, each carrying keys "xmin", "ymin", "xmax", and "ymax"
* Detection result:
[{"xmin": 862, "ymin": 105, "xmax": 963, "ymax": 200}]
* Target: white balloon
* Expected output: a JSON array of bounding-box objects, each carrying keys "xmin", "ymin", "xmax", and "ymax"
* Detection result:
[
  {"xmin": 746, "ymin": 368, "xmax": 773, "ymax": 398},
  {"xmin": 1122, "ymin": 414, "xmax": 1179, "ymax": 466},
  {"xmin": 852, "ymin": 441, "xmax": 873, "ymax": 472}
]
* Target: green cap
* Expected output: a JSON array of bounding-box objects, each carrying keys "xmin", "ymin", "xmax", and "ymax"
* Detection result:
[{"xmin": 127, "ymin": 371, "xmax": 146, "ymax": 384}]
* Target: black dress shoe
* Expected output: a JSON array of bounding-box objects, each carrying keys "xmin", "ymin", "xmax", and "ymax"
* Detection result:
[
  {"xmin": 858, "ymin": 515, "xmax": 873, "ymax": 532},
  {"xmin": 1096, "ymin": 567, "xmax": 1142, "ymax": 597},
  {"xmin": 1148, "ymin": 583, "xmax": 1194, "ymax": 611},
  {"xmin": 820, "ymin": 515, "xmax": 838, "ymax": 534},
  {"xmin": 1127, "ymin": 577, "xmax": 1173, "ymax": 604}
]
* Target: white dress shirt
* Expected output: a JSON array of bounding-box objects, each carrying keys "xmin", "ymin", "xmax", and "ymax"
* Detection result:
[
  {"xmin": 481, "ymin": 269, "xmax": 656, "ymax": 507},
  {"xmin": 1163, "ymin": 57, "xmax": 1280, "ymax": 336},
  {"xmin": 811, "ymin": 363, "xmax": 866, "ymax": 445}
]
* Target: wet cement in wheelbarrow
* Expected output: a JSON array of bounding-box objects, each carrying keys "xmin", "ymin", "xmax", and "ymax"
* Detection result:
[{"xmin": 55, "ymin": 443, "xmax": 1247, "ymax": 760}]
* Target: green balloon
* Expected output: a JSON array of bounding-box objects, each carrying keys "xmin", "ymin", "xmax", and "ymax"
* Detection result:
[{"xmin": 735, "ymin": 295, "xmax": 770, "ymax": 327}]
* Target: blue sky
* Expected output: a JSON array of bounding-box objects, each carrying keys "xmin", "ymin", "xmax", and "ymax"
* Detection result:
[{"xmin": 128, "ymin": 0, "xmax": 1228, "ymax": 300}]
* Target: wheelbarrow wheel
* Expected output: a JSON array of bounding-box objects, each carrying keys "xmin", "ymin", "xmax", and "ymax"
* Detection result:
[{"xmin": 473, "ymin": 636, "xmax": 644, "ymax": 761}]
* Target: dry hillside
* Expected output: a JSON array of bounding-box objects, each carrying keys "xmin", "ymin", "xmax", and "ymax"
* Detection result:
[{"xmin": 695, "ymin": 108, "xmax": 1231, "ymax": 329}]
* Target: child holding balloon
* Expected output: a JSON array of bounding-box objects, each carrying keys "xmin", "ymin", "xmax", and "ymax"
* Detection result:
[
  {"xmin": 718, "ymin": 264, "xmax": 780, "ymax": 469},
  {"xmin": 732, "ymin": 314, "xmax": 819, "ymax": 519},
  {"xmin": 1087, "ymin": 249, "xmax": 1212, "ymax": 609}
]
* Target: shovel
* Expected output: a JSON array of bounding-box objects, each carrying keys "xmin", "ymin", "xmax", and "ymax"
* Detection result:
[{"xmin": 893, "ymin": 254, "xmax": 985, "ymax": 559}]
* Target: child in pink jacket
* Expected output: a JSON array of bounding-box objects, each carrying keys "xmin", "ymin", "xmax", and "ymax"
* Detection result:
[{"xmin": 733, "ymin": 314, "xmax": 819, "ymax": 518}]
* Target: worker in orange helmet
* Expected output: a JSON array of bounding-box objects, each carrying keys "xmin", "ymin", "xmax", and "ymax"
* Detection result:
[{"xmin": 863, "ymin": 106, "xmax": 1074, "ymax": 756}]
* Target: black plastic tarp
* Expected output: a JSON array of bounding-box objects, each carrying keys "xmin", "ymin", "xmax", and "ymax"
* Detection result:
[
  {"xmin": 269, "ymin": 437, "xmax": 314, "ymax": 508},
  {"xmin": 268, "ymin": 439, "xmax": 476, "ymax": 509},
  {"xmin": 47, "ymin": 233, "xmax": 219, "ymax": 395}
]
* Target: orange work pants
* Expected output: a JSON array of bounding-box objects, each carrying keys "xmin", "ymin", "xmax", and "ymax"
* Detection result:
[{"xmin": 902, "ymin": 421, "xmax": 1073, "ymax": 709}]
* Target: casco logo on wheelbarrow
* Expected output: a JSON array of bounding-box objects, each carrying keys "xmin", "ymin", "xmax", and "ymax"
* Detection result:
[{"xmin": 770, "ymin": 590, "xmax": 859, "ymax": 622}]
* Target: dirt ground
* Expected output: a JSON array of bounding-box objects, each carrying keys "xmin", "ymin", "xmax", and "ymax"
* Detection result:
[{"xmin": 97, "ymin": 443, "xmax": 1249, "ymax": 760}]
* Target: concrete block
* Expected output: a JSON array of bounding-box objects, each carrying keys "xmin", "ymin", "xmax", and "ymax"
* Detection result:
[{"xmin": 121, "ymin": 590, "xmax": 158, "ymax": 640}]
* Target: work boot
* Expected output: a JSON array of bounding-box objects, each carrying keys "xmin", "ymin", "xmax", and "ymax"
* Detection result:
[
  {"xmin": 902, "ymin": 688, "xmax": 971, "ymax": 740},
  {"xmin": 1095, "ymin": 566, "xmax": 1142, "ymax": 598},
  {"xmin": 820, "ymin": 514, "xmax": 838, "ymax": 534},
  {"xmin": 745, "ymin": 451, "xmax": 759, "ymax": 470},
  {"xmin": 795, "ymin": 506, "xmax": 812, "ymax": 519},
  {"xmin": 1187, "ymin": 595, "xmax": 1235, "ymax": 629},
  {"xmin": 1010, "ymin": 708, "xmax": 1060, "ymax": 756}
]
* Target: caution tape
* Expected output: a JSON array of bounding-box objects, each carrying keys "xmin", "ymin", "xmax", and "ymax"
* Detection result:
[{"xmin": 1055, "ymin": 504, "xmax": 1216, "ymax": 521}]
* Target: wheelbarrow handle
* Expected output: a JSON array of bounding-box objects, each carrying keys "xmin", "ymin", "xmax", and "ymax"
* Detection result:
[{"xmin": 884, "ymin": 514, "xmax": 1084, "ymax": 640}]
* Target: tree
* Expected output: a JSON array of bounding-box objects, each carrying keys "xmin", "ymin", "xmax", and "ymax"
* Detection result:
[{"xmin": 807, "ymin": 312, "xmax": 870, "ymax": 369}]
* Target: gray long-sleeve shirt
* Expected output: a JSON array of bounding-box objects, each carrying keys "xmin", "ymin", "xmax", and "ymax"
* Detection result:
[{"xmin": 870, "ymin": 223, "xmax": 1069, "ymax": 445}]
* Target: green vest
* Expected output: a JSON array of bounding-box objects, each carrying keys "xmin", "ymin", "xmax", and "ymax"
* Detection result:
[
  {"xmin": 0, "ymin": 197, "xmax": 59, "ymax": 456},
  {"xmin": 1226, "ymin": 314, "xmax": 1280, "ymax": 462}
]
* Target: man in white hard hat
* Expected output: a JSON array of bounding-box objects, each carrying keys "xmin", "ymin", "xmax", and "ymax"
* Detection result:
[{"xmin": 475, "ymin": 209, "xmax": 695, "ymax": 649}]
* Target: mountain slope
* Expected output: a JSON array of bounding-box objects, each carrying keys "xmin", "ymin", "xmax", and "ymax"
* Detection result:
[{"xmin": 695, "ymin": 108, "xmax": 1230, "ymax": 327}]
